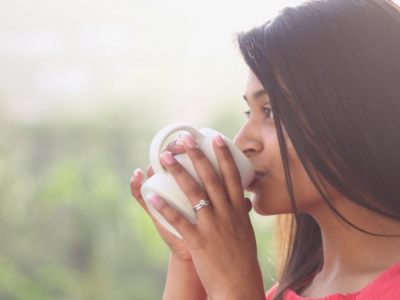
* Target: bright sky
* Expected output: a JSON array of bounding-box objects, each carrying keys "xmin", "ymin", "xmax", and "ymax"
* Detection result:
[
  {"xmin": 1, "ymin": 0, "xmax": 399, "ymax": 125},
  {"xmin": 0, "ymin": 0, "xmax": 307, "ymax": 123}
]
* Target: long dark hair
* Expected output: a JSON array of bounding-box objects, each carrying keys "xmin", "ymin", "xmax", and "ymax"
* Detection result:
[{"xmin": 237, "ymin": 0, "xmax": 400, "ymax": 298}]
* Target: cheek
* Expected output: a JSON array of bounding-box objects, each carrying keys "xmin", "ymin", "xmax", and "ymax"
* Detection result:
[
  {"xmin": 249, "ymin": 157, "xmax": 291, "ymax": 215},
  {"xmin": 250, "ymin": 133, "xmax": 292, "ymax": 215},
  {"xmin": 290, "ymin": 168, "xmax": 324, "ymax": 211},
  {"xmin": 251, "ymin": 140, "xmax": 324, "ymax": 215},
  {"xmin": 251, "ymin": 166, "xmax": 324, "ymax": 215},
  {"xmin": 286, "ymin": 142, "xmax": 327, "ymax": 210}
]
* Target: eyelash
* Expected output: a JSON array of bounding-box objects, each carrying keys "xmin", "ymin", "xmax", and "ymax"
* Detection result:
[{"xmin": 243, "ymin": 106, "xmax": 274, "ymax": 119}]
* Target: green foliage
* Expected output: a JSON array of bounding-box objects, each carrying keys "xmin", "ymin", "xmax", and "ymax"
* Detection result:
[{"xmin": 0, "ymin": 107, "xmax": 276, "ymax": 299}]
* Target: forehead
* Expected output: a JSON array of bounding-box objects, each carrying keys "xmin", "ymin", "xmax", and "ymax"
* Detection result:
[
  {"xmin": 246, "ymin": 71, "xmax": 265, "ymax": 94},
  {"xmin": 244, "ymin": 71, "xmax": 270, "ymax": 103}
]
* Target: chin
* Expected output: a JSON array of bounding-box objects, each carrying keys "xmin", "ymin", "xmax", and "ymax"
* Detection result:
[
  {"xmin": 250, "ymin": 192, "xmax": 293, "ymax": 216},
  {"xmin": 252, "ymin": 204, "xmax": 268, "ymax": 215},
  {"xmin": 250, "ymin": 193, "xmax": 271, "ymax": 215}
]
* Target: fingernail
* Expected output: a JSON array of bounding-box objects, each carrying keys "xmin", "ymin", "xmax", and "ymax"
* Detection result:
[
  {"xmin": 176, "ymin": 138, "xmax": 185, "ymax": 146},
  {"xmin": 183, "ymin": 134, "xmax": 198, "ymax": 148},
  {"xmin": 133, "ymin": 168, "xmax": 140, "ymax": 177},
  {"xmin": 160, "ymin": 151, "xmax": 176, "ymax": 165},
  {"xmin": 177, "ymin": 132, "xmax": 190, "ymax": 146},
  {"xmin": 148, "ymin": 194, "xmax": 161, "ymax": 208},
  {"xmin": 214, "ymin": 134, "xmax": 227, "ymax": 147}
]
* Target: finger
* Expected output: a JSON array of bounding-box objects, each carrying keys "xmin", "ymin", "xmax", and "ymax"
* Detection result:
[
  {"xmin": 131, "ymin": 168, "xmax": 144, "ymax": 198},
  {"xmin": 155, "ymin": 133, "xmax": 191, "ymax": 178},
  {"xmin": 159, "ymin": 151, "xmax": 213, "ymax": 217},
  {"xmin": 180, "ymin": 134, "xmax": 229, "ymax": 211},
  {"xmin": 245, "ymin": 197, "xmax": 253, "ymax": 213},
  {"xmin": 146, "ymin": 165, "xmax": 155, "ymax": 178},
  {"xmin": 130, "ymin": 169, "xmax": 149, "ymax": 212},
  {"xmin": 130, "ymin": 170, "xmax": 186, "ymax": 239},
  {"xmin": 149, "ymin": 194, "xmax": 196, "ymax": 238},
  {"xmin": 161, "ymin": 134, "xmax": 187, "ymax": 155},
  {"xmin": 213, "ymin": 134, "xmax": 246, "ymax": 209}
]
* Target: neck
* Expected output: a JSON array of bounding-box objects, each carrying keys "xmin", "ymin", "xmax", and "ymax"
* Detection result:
[{"xmin": 302, "ymin": 198, "xmax": 400, "ymax": 297}]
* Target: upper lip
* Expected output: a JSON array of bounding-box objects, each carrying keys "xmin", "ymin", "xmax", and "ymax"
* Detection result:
[
  {"xmin": 249, "ymin": 172, "xmax": 267, "ymax": 186},
  {"xmin": 246, "ymin": 171, "xmax": 266, "ymax": 190},
  {"xmin": 254, "ymin": 172, "xmax": 267, "ymax": 177}
]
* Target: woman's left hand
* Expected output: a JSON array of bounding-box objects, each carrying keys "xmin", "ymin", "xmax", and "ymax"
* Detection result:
[{"xmin": 149, "ymin": 133, "xmax": 265, "ymax": 300}]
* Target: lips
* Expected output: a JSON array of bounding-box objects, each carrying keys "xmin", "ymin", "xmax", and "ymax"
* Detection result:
[{"xmin": 245, "ymin": 172, "xmax": 267, "ymax": 192}]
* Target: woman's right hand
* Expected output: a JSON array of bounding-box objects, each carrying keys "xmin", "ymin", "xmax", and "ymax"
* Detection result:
[{"xmin": 130, "ymin": 138, "xmax": 192, "ymax": 262}]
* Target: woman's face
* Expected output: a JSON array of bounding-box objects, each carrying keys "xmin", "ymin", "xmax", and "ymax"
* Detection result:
[{"xmin": 234, "ymin": 72, "xmax": 326, "ymax": 215}]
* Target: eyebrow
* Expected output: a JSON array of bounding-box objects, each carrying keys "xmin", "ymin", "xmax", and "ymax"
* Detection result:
[{"xmin": 243, "ymin": 89, "xmax": 269, "ymax": 102}]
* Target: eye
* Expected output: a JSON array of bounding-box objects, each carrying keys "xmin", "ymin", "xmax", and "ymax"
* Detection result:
[
  {"xmin": 243, "ymin": 106, "xmax": 273, "ymax": 119},
  {"xmin": 264, "ymin": 105, "xmax": 273, "ymax": 119}
]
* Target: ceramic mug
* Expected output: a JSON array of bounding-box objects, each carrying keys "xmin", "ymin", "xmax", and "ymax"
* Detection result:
[{"xmin": 141, "ymin": 123, "xmax": 255, "ymax": 238}]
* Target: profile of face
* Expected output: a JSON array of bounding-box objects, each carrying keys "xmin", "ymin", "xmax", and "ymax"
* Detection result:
[{"xmin": 234, "ymin": 72, "xmax": 329, "ymax": 216}]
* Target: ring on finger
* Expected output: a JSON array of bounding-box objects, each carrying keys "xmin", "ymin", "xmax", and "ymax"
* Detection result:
[{"xmin": 193, "ymin": 199, "xmax": 211, "ymax": 212}]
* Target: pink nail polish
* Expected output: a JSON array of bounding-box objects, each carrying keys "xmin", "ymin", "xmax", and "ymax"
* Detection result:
[
  {"xmin": 177, "ymin": 132, "xmax": 190, "ymax": 146},
  {"xmin": 183, "ymin": 135, "xmax": 198, "ymax": 148},
  {"xmin": 214, "ymin": 134, "xmax": 226, "ymax": 147},
  {"xmin": 160, "ymin": 152, "xmax": 176, "ymax": 165},
  {"xmin": 148, "ymin": 194, "xmax": 160, "ymax": 207}
]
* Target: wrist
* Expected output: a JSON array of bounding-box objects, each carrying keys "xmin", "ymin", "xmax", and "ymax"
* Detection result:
[
  {"xmin": 163, "ymin": 252, "xmax": 207, "ymax": 300},
  {"xmin": 210, "ymin": 263, "xmax": 265, "ymax": 300},
  {"xmin": 169, "ymin": 250, "xmax": 194, "ymax": 264}
]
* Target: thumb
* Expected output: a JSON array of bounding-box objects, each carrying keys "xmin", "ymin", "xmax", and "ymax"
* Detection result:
[{"xmin": 245, "ymin": 197, "xmax": 253, "ymax": 213}]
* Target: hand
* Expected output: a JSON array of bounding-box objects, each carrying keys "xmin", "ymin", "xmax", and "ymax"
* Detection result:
[
  {"xmin": 130, "ymin": 138, "xmax": 192, "ymax": 262},
  {"xmin": 149, "ymin": 134, "xmax": 265, "ymax": 300}
]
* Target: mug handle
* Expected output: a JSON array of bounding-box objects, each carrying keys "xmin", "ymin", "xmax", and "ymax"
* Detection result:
[{"xmin": 150, "ymin": 123, "xmax": 205, "ymax": 175}]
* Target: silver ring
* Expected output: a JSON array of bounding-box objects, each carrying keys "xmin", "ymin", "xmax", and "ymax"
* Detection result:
[{"xmin": 193, "ymin": 199, "xmax": 211, "ymax": 212}]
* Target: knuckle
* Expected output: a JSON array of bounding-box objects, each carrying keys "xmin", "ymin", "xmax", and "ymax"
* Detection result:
[
  {"xmin": 191, "ymin": 148, "xmax": 207, "ymax": 161},
  {"xmin": 168, "ymin": 161, "xmax": 185, "ymax": 174},
  {"xmin": 165, "ymin": 210, "xmax": 181, "ymax": 226},
  {"xmin": 202, "ymin": 171, "xmax": 221, "ymax": 186},
  {"xmin": 220, "ymin": 149, "xmax": 234, "ymax": 160},
  {"xmin": 230, "ymin": 171, "xmax": 242, "ymax": 183},
  {"xmin": 185, "ymin": 183, "xmax": 203, "ymax": 197}
]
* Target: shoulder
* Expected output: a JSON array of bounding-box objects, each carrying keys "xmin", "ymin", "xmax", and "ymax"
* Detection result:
[
  {"xmin": 266, "ymin": 283, "xmax": 279, "ymax": 300},
  {"xmin": 359, "ymin": 261, "xmax": 400, "ymax": 299}
]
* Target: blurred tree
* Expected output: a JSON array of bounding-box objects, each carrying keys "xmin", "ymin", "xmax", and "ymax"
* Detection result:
[{"xmin": 0, "ymin": 105, "xmax": 276, "ymax": 300}]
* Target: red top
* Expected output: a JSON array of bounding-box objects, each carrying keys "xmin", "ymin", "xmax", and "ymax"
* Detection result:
[{"xmin": 266, "ymin": 261, "xmax": 400, "ymax": 300}]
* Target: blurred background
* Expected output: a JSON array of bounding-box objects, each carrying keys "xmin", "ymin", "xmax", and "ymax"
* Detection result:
[{"xmin": 3, "ymin": 0, "xmax": 392, "ymax": 299}]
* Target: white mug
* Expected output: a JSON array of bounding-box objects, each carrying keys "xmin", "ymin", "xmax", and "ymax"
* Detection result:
[{"xmin": 141, "ymin": 123, "xmax": 255, "ymax": 238}]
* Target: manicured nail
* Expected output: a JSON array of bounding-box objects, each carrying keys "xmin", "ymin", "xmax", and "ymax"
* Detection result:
[
  {"xmin": 148, "ymin": 194, "xmax": 161, "ymax": 208},
  {"xmin": 183, "ymin": 134, "xmax": 198, "ymax": 148},
  {"xmin": 176, "ymin": 137, "xmax": 185, "ymax": 146},
  {"xmin": 133, "ymin": 168, "xmax": 140, "ymax": 177},
  {"xmin": 214, "ymin": 134, "xmax": 227, "ymax": 147},
  {"xmin": 160, "ymin": 151, "xmax": 176, "ymax": 165},
  {"xmin": 176, "ymin": 131, "xmax": 190, "ymax": 146}
]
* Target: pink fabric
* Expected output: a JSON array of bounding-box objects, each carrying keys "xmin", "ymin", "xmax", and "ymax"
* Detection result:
[
  {"xmin": 266, "ymin": 261, "xmax": 400, "ymax": 300},
  {"xmin": 266, "ymin": 283, "xmax": 279, "ymax": 300}
]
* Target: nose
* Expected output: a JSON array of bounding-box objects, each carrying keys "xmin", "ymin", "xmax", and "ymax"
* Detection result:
[{"xmin": 234, "ymin": 123, "xmax": 263, "ymax": 158}]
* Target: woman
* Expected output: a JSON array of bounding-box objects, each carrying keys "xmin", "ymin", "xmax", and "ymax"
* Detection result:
[{"xmin": 131, "ymin": 0, "xmax": 400, "ymax": 299}]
